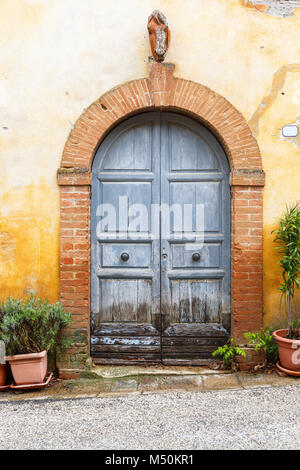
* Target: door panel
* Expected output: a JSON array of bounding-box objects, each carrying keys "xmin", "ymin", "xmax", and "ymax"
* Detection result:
[
  {"xmin": 91, "ymin": 112, "xmax": 230, "ymax": 364},
  {"xmin": 160, "ymin": 113, "xmax": 230, "ymax": 363},
  {"xmin": 169, "ymin": 181, "xmax": 221, "ymax": 232},
  {"xmin": 169, "ymin": 279, "xmax": 221, "ymax": 323},
  {"xmin": 172, "ymin": 244, "xmax": 221, "ymax": 269},
  {"xmin": 91, "ymin": 113, "xmax": 161, "ymax": 363},
  {"xmin": 101, "ymin": 243, "xmax": 152, "ymax": 268},
  {"xmin": 102, "ymin": 123, "xmax": 152, "ymax": 171},
  {"xmin": 97, "ymin": 279, "xmax": 152, "ymax": 323},
  {"xmin": 169, "ymin": 123, "xmax": 219, "ymax": 171}
]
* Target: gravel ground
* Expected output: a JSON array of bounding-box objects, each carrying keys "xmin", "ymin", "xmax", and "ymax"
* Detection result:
[{"xmin": 0, "ymin": 385, "xmax": 299, "ymax": 450}]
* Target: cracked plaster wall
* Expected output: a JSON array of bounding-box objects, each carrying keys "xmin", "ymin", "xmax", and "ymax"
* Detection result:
[{"xmin": 244, "ymin": 0, "xmax": 300, "ymax": 17}]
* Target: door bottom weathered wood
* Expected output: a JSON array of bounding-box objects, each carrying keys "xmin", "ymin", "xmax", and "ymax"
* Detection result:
[{"xmin": 91, "ymin": 324, "xmax": 229, "ymax": 365}]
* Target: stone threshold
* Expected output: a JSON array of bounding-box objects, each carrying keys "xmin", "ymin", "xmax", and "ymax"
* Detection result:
[
  {"xmin": 83, "ymin": 364, "xmax": 233, "ymax": 379},
  {"xmin": 0, "ymin": 365, "xmax": 298, "ymax": 402}
]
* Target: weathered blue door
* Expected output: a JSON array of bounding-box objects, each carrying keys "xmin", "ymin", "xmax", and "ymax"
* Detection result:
[{"xmin": 91, "ymin": 112, "xmax": 230, "ymax": 364}]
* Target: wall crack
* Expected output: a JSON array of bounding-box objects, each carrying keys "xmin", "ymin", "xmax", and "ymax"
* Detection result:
[
  {"xmin": 248, "ymin": 64, "xmax": 300, "ymax": 137},
  {"xmin": 243, "ymin": 0, "xmax": 300, "ymax": 17}
]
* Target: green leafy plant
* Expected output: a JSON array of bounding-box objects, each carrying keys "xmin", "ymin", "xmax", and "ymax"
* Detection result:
[
  {"xmin": 273, "ymin": 202, "xmax": 300, "ymax": 339},
  {"xmin": 212, "ymin": 339, "xmax": 246, "ymax": 370},
  {"xmin": 244, "ymin": 329, "xmax": 278, "ymax": 364},
  {"xmin": 0, "ymin": 296, "xmax": 71, "ymax": 355}
]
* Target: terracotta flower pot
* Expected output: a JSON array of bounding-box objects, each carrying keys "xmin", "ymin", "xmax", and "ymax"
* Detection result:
[
  {"xmin": 273, "ymin": 329, "xmax": 300, "ymax": 373},
  {"xmin": 6, "ymin": 350, "xmax": 47, "ymax": 385},
  {"xmin": 0, "ymin": 363, "xmax": 7, "ymax": 386}
]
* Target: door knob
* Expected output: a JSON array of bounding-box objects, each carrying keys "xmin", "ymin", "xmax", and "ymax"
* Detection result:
[
  {"xmin": 192, "ymin": 252, "xmax": 201, "ymax": 262},
  {"xmin": 120, "ymin": 252, "xmax": 130, "ymax": 262}
]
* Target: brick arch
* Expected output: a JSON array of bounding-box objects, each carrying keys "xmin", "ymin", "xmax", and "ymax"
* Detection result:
[
  {"xmin": 57, "ymin": 63, "xmax": 265, "ymax": 378},
  {"xmin": 60, "ymin": 63, "xmax": 262, "ymax": 174}
]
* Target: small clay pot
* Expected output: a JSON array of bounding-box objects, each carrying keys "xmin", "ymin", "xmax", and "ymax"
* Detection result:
[
  {"xmin": 273, "ymin": 329, "xmax": 300, "ymax": 373},
  {"xmin": 6, "ymin": 350, "xmax": 47, "ymax": 385},
  {"xmin": 0, "ymin": 363, "xmax": 7, "ymax": 386}
]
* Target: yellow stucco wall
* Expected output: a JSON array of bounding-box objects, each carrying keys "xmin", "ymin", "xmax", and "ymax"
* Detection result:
[{"xmin": 0, "ymin": 0, "xmax": 299, "ymax": 326}]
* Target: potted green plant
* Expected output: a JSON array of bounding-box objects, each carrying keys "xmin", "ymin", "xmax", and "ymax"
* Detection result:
[
  {"xmin": 0, "ymin": 296, "xmax": 71, "ymax": 385},
  {"xmin": 0, "ymin": 307, "xmax": 7, "ymax": 387},
  {"xmin": 272, "ymin": 202, "xmax": 300, "ymax": 375},
  {"xmin": 212, "ymin": 339, "xmax": 246, "ymax": 370},
  {"xmin": 244, "ymin": 328, "xmax": 278, "ymax": 365}
]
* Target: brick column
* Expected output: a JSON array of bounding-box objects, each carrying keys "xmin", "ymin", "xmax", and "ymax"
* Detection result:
[
  {"xmin": 57, "ymin": 170, "xmax": 91, "ymax": 378},
  {"xmin": 231, "ymin": 170, "xmax": 265, "ymax": 341}
]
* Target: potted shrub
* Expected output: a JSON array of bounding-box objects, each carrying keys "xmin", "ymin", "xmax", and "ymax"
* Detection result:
[
  {"xmin": 272, "ymin": 202, "xmax": 300, "ymax": 374},
  {"xmin": 0, "ymin": 307, "xmax": 7, "ymax": 387},
  {"xmin": 0, "ymin": 296, "xmax": 71, "ymax": 385}
]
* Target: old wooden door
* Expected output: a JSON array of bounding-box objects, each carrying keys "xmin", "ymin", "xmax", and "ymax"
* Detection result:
[{"xmin": 91, "ymin": 112, "xmax": 230, "ymax": 364}]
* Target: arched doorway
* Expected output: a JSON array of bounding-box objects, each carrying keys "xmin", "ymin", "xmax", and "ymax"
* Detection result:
[
  {"xmin": 57, "ymin": 63, "xmax": 264, "ymax": 377},
  {"xmin": 90, "ymin": 112, "xmax": 230, "ymax": 364}
]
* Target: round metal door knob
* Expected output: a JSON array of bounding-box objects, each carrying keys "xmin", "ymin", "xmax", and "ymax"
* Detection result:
[
  {"xmin": 120, "ymin": 252, "xmax": 130, "ymax": 262},
  {"xmin": 192, "ymin": 252, "xmax": 201, "ymax": 262}
]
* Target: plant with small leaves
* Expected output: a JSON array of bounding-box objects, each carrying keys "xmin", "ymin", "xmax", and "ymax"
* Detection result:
[
  {"xmin": 244, "ymin": 329, "xmax": 278, "ymax": 364},
  {"xmin": 0, "ymin": 296, "xmax": 71, "ymax": 356},
  {"xmin": 273, "ymin": 202, "xmax": 300, "ymax": 339},
  {"xmin": 212, "ymin": 339, "xmax": 246, "ymax": 370}
]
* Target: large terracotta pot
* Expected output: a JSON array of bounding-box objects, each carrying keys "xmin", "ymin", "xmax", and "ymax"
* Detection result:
[
  {"xmin": 273, "ymin": 329, "xmax": 300, "ymax": 372},
  {"xmin": 6, "ymin": 350, "xmax": 47, "ymax": 385},
  {"xmin": 0, "ymin": 363, "xmax": 7, "ymax": 386}
]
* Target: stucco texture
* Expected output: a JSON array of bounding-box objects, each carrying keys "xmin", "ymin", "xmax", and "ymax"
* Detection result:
[{"xmin": 0, "ymin": 0, "xmax": 299, "ymax": 326}]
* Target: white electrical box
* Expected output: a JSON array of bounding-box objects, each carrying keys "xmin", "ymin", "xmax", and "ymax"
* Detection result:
[{"xmin": 282, "ymin": 125, "xmax": 298, "ymax": 137}]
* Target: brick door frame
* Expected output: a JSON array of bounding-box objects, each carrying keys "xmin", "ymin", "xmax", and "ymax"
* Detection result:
[{"xmin": 57, "ymin": 63, "xmax": 265, "ymax": 378}]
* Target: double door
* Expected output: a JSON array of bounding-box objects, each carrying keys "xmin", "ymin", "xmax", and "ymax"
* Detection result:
[{"xmin": 91, "ymin": 112, "xmax": 230, "ymax": 364}]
